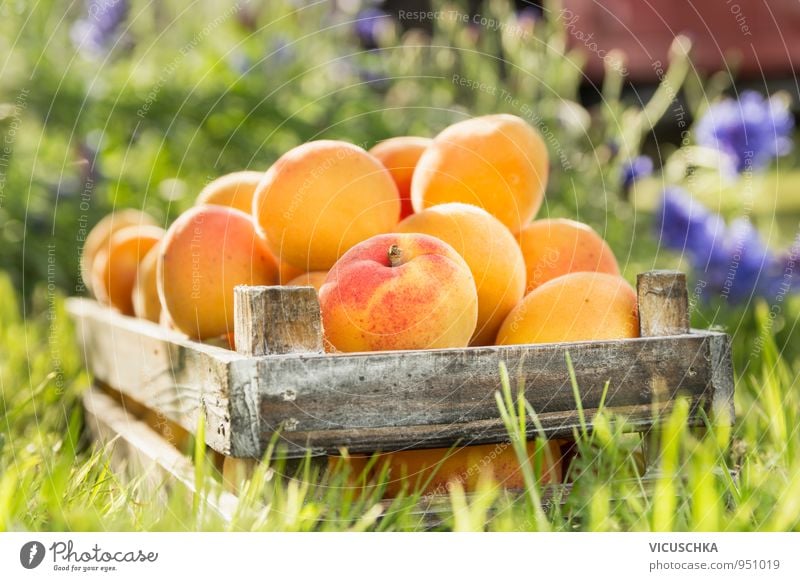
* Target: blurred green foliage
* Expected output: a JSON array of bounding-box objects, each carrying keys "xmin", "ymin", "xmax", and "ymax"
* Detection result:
[{"xmin": 1, "ymin": 0, "xmax": 672, "ymax": 297}]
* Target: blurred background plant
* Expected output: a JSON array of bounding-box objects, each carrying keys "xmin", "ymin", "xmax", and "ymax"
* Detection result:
[
  {"xmin": 9, "ymin": 3, "xmax": 799, "ymax": 361},
  {"xmin": 0, "ymin": 0, "xmax": 699, "ymax": 294}
]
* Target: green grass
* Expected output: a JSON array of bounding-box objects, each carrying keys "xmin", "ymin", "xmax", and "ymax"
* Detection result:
[{"xmin": 1, "ymin": 272, "xmax": 798, "ymax": 532}]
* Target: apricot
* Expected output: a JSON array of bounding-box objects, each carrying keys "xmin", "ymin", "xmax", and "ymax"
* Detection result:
[
  {"xmin": 195, "ymin": 170, "xmax": 264, "ymax": 214},
  {"xmin": 253, "ymin": 140, "xmax": 400, "ymax": 270},
  {"xmin": 378, "ymin": 441, "xmax": 562, "ymax": 497},
  {"xmin": 131, "ymin": 243, "xmax": 162, "ymax": 323},
  {"xmin": 91, "ymin": 225, "xmax": 164, "ymax": 316},
  {"xmin": 81, "ymin": 209, "xmax": 157, "ymax": 294},
  {"xmin": 277, "ymin": 260, "xmax": 305, "ymax": 284},
  {"xmin": 369, "ymin": 136, "xmax": 431, "ymax": 219},
  {"xmin": 518, "ymin": 218, "xmax": 620, "ymax": 293},
  {"xmin": 496, "ymin": 272, "xmax": 639, "ymax": 345},
  {"xmin": 286, "ymin": 271, "xmax": 328, "ymax": 292},
  {"xmin": 158, "ymin": 205, "xmax": 279, "ymax": 340},
  {"xmin": 396, "ymin": 203, "xmax": 525, "ymax": 346},
  {"xmin": 411, "ymin": 114, "xmax": 548, "ymax": 233},
  {"xmin": 319, "ymin": 233, "xmax": 478, "ymax": 352}
]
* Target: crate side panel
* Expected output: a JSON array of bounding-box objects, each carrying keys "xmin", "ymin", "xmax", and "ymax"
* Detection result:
[
  {"xmin": 247, "ymin": 333, "xmax": 721, "ymax": 455},
  {"xmin": 69, "ymin": 298, "xmax": 238, "ymax": 455}
]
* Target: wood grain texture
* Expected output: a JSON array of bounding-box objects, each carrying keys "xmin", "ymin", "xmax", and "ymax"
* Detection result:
[
  {"xmin": 637, "ymin": 270, "xmax": 690, "ymax": 337},
  {"xmin": 68, "ymin": 297, "xmax": 243, "ymax": 455},
  {"xmin": 223, "ymin": 285, "xmax": 326, "ymax": 489},
  {"xmin": 69, "ymin": 268, "xmax": 736, "ymax": 460},
  {"xmin": 83, "ymin": 386, "xmax": 238, "ymax": 522},
  {"xmin": 234, "ymin": 331, "xmax": 733, "ymax": 457},
  {"xmin": 234, "ymin": 286, "xmax": 323, "ymax": 356}
]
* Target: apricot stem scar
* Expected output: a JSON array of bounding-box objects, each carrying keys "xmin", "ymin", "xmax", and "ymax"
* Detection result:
[{"xmin": 388, "ymin": 244, "xmax": 402, "ymax": 267}]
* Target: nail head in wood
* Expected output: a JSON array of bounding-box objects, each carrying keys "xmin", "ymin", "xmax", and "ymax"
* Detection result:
[
  {"xmin": 636, "ymin": 270, "xmax": 690, "ymax": 337},
  {"xmin": 234, "ymin": 285, "xmax": 324, "ymax": 357}
]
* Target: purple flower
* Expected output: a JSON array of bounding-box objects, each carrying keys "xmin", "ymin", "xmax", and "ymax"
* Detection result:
[
  {"xmin": 656, "ymin": 187, "xmax": 797, "ymax": 304},
  {"xmin": 606, "ymin": 140, "xmax": 620, "ymax": 159},
  {"xmin": 763, "ymin": 238, "xmax": 800, "ymax": 300},
  {"xmin": 518, "ymin": 6, "xmax": 543, "ymax": 24},
  {"xmin": 71, "ymin": 0, "xmax": 129, "ymax": 57},
  {"xmin": 695, "ymin": 91, "xmax": 794, "ymax": 173},
  {"xmin": 621, "ymin": 155, "xmax": 653, "ymax": 190},
  {"xmin": 354, "ymin": 8, "xmax": 392, "ymax": 49},
  {"xmin": 228, "ymin": 51, "xmax": 251, "ymax": 74},
  {"xmin": 656, "ymin": 187, "xmax": 727, "ymax": 264}
]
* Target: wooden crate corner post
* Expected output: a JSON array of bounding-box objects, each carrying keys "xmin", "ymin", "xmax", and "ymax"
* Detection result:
[
  {"xmin": 636, "ymin": 270, "xmax": 690, "ymax": 338},
  {"xmin": 636, "ymin": 270, "xmax": 690, "ymax": 469},
  {"xmin": 223, "ymin": 285, "xmax": 324, "ymax": 492}
]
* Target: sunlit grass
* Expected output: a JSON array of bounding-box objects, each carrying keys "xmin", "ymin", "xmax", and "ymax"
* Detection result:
[{"xmin": 1, "ymin": 272, "xmax": 799, "ymax": 531}]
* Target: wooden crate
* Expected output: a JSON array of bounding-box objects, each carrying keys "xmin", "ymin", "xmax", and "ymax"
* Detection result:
[{"xmin": 69, "ymin": 270, "xmax": 734, "ymax": 502}]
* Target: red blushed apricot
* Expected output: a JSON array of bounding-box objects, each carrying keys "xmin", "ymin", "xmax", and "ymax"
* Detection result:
[
  {"xmin": 411, "ymin": 114, "xmax": 549, "ymax": 233},
  {"xmin": 369, "ymin": 136, "xmax": 432, "ymax": 219},
  {"xmin": 132, "ymin": 242, "xmax": 162, "ymax": 323},
  {"xmin": 319, "ymin": 233, "xmax": 478, "ymax": 352},
  {"xmin": 81, "ymin": 209, "xmax": 157, "ymax": 295},
  {"xmin": 496, "ymin": 272, "xmax": 639, "ymax": 345},
  {"xmin": 195, "ymin": 170, "xmax": 264, "ymax": 214},
  {"xmin": 396, "ymin": 202, "xmax": 525, "ymax": 346},
  {"xmin": 253, "ymin": 140, "xmax": 401, "ymax": 270},
  {"xmin": 91, "ymin": 225, "xmax": 165, "ymax": 315},
  {"xmin": 377, "ymin": 441, "xmax": 562, "ymax": 497},
  {"xmin": 518, "ymin": 218, "xmax": 620, "ymax": 293},
  {"xmin": 286, "ymin": 271, "xmax": 328, "ymax": 292},
  {"xmin": 158, "ymin": 205, "xmax": 279, "ymax": 340}
]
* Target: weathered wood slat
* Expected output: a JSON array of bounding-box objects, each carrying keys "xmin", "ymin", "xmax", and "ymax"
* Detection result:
[
  {"xmin": 222, "ymin": 285, "xmax": 325, "ymax": 490},
  {"xmin": 69, "ymin": 298, "xmax": 243, "ymax": 455},
  {"xmin": 233, "ymin": 331, "xmax": 730, "ymax": 456},
  {"xmin": 637, "ymin": 270, "xmax": 690, "ymax": 337},
  {"xmin": 83, "ymin": 386, "xmax": 238, "ymax": 522},
  {"xmin": 68, "ymin": 268, "xmax": 735, "ymax": 460},
  {"xmin": 234, "ymin": 285, "xmax": 324, "ymax": 356}
]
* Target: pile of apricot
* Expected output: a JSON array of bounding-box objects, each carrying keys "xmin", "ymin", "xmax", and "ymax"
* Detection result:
[{"xmin": 83, "ymin": 113, "xmax": 639, "ymax": 496}]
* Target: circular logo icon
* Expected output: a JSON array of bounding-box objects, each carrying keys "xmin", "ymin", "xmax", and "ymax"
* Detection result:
[{"xmin": 20, "ymin": 541, "xmax": 46, "ymax": 569}]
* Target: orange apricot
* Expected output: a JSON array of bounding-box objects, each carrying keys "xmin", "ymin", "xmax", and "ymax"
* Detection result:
[
  {"xmin": 253, "ymin": 140, "xmax": 400, "ymax": 270},
  {"xmin": 369, "ymin": 136, "xmax": 431, "ymax": 219},
  {"xmin": 378, "ymin": 441, "xmax": 562, "ymax": 497},
  {"xmin": 277, "ymin": 260, "xmax": 305, "ymax": 284},
  {"xmin": 411, "ymin": 114, "xmax": 548, "ymax": 233},
  {"xmin": 158, "ymin": 205, "xmax": 279, "ymax": 340},
  {"xmin": 91, "ymin": 225, "xmax": 164, "ymax": 315},
  {"xmin": 286, "ymin": 271, "xmax": 328, "ymax": 292},
  {"xmin": 195, "ymin": 170, "xmax": 264, "ymax": 214},
  {"xmin": 132, "ymin": 242, "xmax": 162, "ymax": 323},
  {"xmin": 517, "ymin": 218, "xmax": 620, "ymax": 293},
  {"xmin": 496, "ymin": 272, "xmax": 639, "ymax": 345},
  {"xmin": 81, "ymin": 209, "xmax": 157, "ymax": 295},
  {"xmin": 396, "ymin": 202, "xmax": 525, "ymax": 345}
]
